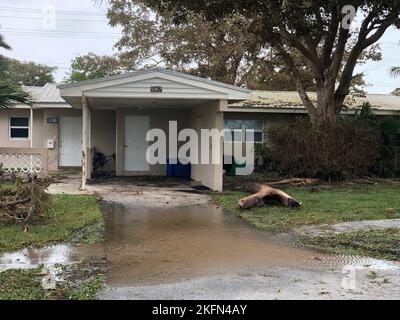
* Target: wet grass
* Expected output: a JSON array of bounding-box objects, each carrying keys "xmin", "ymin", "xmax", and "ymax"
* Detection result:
[
  {"xmin": 212, "ymin": 184, "xmax": 400, "ymax": 232},
  {"xmin": 0, "ymin": 261, "xmax": 106, "ymax": 300},
  {"xmin": 0, "ymin": 194, "xmax": 104, "ymax": 253},
  {"xmin": 299, "ymin": 228, "xmax": 400, "ymax": 261}
]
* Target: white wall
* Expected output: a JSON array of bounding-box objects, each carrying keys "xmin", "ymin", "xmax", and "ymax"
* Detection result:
[{"xmin": 190, "ymin": 100, "xmax": 225, "ymax": 192}]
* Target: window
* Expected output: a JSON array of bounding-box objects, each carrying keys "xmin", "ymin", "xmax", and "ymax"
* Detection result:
[
  {"xmin": 224, "ymin": 119, "xmax": 263, "ymax": 143},
  {"xmin": 9, "ymin": 117, "xmax": 29, "ymax": 139}
]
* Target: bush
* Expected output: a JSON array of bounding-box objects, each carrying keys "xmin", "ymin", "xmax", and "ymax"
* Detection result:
[
  {"xmin": 266, "ymin": 118, "xmax": 380, "ymax": 180},
  {"xmin": 354, "ymin": 103, "xmax": 400, "ymax": 177}
]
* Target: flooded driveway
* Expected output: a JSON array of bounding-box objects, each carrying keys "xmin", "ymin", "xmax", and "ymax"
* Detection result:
[
  {"xmin": 96, "ymin": 203, "xmax": 324, "ymax": 285},
  {"xmin": 2, "ymin": 188, "xmax": 400, "ymax": 299}
]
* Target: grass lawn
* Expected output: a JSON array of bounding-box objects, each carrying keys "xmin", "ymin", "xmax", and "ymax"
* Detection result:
[
  {"xmin": 0, "ymin": 261, "xmax": 106, "ymax": 300},
  {"xmin": 0, "ymin": 194, "xmax": 104, "ymax": 253},
  {"xmin": 300, "ymin": 228, "xmax": 400, "ymax": 261},
  {"xmin": 212, "ymin": 184, "xmax": 400, "ymax": 232}
]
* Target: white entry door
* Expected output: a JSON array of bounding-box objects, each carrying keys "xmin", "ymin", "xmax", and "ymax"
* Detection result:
[
  {"xmin": 59, "ymin": 117, "xmax": 82, "ymax": 167},
  {"xmin": 124, "ymin": 115, "xmax": 150, "ymax": 171}
]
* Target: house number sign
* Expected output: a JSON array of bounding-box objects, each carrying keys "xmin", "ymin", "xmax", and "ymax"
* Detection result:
[{"xmin": 150, "ymin": 86, "xmax": 163, "ymax": 93}]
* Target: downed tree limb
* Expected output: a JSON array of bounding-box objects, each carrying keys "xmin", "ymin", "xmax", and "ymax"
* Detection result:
[
  {"xmin": 2, "ymin": 197, "xmax": 31, "ymax": 207},
  {"xmin": 23, "ymin": 178, "xmax": 37, "ymax": 232},
  {"xmin": 238, "ymin": 183, "xmax": 302, "ymax": 209},
  {"xmin": 264, "ymin": 178, "xmax": 319, "ymax": 187},
  {"xmin": 0, "ymin": 175, "xmax": 46, "ymax": 232}
]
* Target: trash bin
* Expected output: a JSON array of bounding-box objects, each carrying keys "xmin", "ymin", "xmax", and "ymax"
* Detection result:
[
  {"xmin": 167, "ymin": 159, "xmax": 191, "ymax": 179},
  {"xmin": 175, "ymin": 161, "xmax": 191, "ymax": 179},
  {"xmin": 166, "ymin": 159, "xmax": 175, "ymax": 177},
  {"xmin": 230, "ymin": 158, "xmax": 247, "ymax": 176}
]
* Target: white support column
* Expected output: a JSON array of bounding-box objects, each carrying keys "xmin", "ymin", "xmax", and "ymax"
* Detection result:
[
  {"xmin": 81, "ymin": 95, "xmax": 89, "ymax": 191},
  {"xmin": 86, "ymin": 103, "xmax": 92, "ymax": 180}
]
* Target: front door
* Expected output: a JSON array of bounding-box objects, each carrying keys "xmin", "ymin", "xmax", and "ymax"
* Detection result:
[
  {"xmin": 124, "ymin": 115, "xmax": 150, "ymax": 171},
  {"xmin": 59, "ymin": 116, "xmax": 82, "ymax": 167}
]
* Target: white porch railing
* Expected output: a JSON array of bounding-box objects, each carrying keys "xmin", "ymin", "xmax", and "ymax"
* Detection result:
[{"xmin": 0, "ymin": 148, "xmax": 48, "ymax": 174}]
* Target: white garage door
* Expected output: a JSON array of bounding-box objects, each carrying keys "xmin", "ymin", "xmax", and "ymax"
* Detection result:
[
  {"xmin": 124, "ymin": 115, "xmax": 150, "ymax": 171},
  {"xmin": 59, "ymin": 117, "xmax": 82, "ymax": 167}
]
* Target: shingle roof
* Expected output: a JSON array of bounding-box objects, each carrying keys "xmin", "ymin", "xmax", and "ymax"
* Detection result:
[{"xmin": 231, "ymin": 90, "xmax": 400, "ymax": 113}]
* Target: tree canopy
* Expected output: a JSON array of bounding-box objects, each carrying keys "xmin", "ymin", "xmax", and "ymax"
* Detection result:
[
  {"xmin": 1, "ymin": 59, "xmax": 56, "ymax": 86},
  {"xmin": 111, "ymin": 0, "xmax": 400, "ymax": 124},
  {"xmin": 0, "ymin": 78, "xmax": 31, "ymax": 109},
  {"xmin": 64, "ymin": 53, "xmax": 122, "ymax": 83},
  {"xmin": 0, "ymin": 35, "xmax": 31, "ymax": 109}
]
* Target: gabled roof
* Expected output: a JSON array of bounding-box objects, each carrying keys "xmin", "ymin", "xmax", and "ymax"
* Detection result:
[{"xmin": 58, "ymin": 68, "xmax": 250, "ymax": 94}]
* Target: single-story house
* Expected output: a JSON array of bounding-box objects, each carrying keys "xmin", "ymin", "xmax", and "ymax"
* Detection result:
[{"xmin": 0, "ymin": 69, "xmax": 399, "ymax": 191}]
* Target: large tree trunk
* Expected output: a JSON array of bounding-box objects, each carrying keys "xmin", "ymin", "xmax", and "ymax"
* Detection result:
[
  {"xmin": 308, "ymin": 78, "xmax": 343, "ymax": 125},
  {"xmin": 315, "ymin": 81, "xmax": 341, "ymax": 124}
]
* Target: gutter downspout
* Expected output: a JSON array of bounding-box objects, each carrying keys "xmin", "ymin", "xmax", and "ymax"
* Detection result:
[
  {"xmin": 30, "ymin": 106, "xmax": 34, "ymax": 173},
  {"xmin": 30, "ymin": 106, "xmax": 33, "ymax": 148}
]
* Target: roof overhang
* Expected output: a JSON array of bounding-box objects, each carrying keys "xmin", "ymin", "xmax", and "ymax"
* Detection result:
[
  {"xmin": 58, "ymin": 69, "xmax": 249, "ymax": 108},
  {"xmin": 224, "ymin": 105, "xmax": 400, "ymax": 116}
]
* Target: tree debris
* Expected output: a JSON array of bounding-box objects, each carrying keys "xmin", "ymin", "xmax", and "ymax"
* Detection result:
[
  {"xmin": 0, "ymin": 175, "xmax": 49, "ymax": 231},
  {"xmin": 238, "ymin": 183, "xmax": 302, "ymax": 209},
  {"xmin": 265, "ymin": 178, "xmax": 319, "ymax": 187}
]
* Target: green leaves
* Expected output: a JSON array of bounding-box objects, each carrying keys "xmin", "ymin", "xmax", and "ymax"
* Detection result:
[
  {"xmin": 64, "ymin": 53, "xmax": 122, "ymax": 83},
  {"xmin": 1, "ymin": 59, "xmax": 57, "ymax": 87},
  {"xmin": 0, "ymin": 77, "xmax": 31, "ymax": 109}
]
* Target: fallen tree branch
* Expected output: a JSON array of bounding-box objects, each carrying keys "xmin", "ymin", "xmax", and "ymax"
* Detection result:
[
  {"xmin": 238, "ymin": 183, "xmax": 302, "ymax": 209},
  {"xmin": 0, "ymin": 175, "xmax": 44, "ymax": 231},
  {"xmin": 2, "ymin": 197, "xmax": 31, "ymax": 207},
  {"xmin": 264, "ymin": 178, "xmax": 319, "ymax": 187}
]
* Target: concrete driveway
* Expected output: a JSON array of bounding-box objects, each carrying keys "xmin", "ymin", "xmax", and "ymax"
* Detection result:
[
  {"xmin": 47, "ymin": 176, "xmax": 400, "ymax": 299},
  {"xmin": 95, "ymin": 202, "xmax": 400, "ymax": 300}
]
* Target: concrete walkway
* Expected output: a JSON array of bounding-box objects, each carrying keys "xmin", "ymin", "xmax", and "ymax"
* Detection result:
[
  {"xmin": 295, "ymin": 219, "xmax": 400, "ymax": 236},
  {"xmin": 47, "ymin": 175, "xmax": 211, "ymax": 208}
]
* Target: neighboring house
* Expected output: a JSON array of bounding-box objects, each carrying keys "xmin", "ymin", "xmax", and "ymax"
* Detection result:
[{"xmin": 0, "ymin": 69, "xmax": 399, "ymax": 191}]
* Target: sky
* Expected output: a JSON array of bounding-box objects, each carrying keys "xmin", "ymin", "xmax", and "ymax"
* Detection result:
[{"xmin": 0, "ymin": 0, "xmax": 399, "ymax": 94}]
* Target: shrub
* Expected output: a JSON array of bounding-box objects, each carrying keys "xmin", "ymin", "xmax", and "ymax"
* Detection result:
[
  {"xmin": 266, "ymin": 118, "xmax": 380, "ymax": 180},
  {"xmin": 354, "ymin": 103, "xmax": 400, "ymax": 177}
]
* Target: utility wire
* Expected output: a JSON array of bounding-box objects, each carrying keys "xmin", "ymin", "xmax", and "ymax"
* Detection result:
[
  {"xmin": 1, "ymin": 27, "xmax": 120, "ymax": 35},
  {"xmin": 0, "ymin": 6, "xmax": 107, "ymax": 17},
  {"xmin": 0, "ymin": 15, "xmax": 108, "ymax": 23},
  {"xmin": 0, "ymin": 32, "xmax": 119, "ymax": 40}
]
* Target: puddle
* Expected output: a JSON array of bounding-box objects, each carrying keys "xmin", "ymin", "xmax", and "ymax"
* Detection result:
[
  {"xmin": 0, "ymin": 245, "xmax": 82, "ymax": 270},
  {"xmin": 1, "ymin": 203, "xmax": 400, "ymax": 286}
]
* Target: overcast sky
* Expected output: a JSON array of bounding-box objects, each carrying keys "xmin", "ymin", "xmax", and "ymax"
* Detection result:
[{"xmin": 0, "ymin": 0, "xmax": 399, "ymax": 94}]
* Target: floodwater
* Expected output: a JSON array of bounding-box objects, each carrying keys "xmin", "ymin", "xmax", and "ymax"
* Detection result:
[{"xmin": 1, "ymin": 203, "xmax": 400, "ymax": 286}]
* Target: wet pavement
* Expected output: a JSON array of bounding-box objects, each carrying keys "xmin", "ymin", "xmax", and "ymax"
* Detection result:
[{"xmin": 1, "ymin": 201, "xmax": 400, "ymax": 299}]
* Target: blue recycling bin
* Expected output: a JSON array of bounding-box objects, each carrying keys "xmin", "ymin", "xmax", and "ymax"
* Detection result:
[
  {"xmin": 166, "ymin": 159, "xmax": 175, "ymax": 177},
  {"xmin": 167, "ymin": 159, "xmax": 191, "ymax": 179}
]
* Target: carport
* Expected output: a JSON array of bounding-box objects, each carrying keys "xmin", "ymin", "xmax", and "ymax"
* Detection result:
[{"xmin": 58, "ymin": 69, "xmax": 249, "ymax": 191}]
